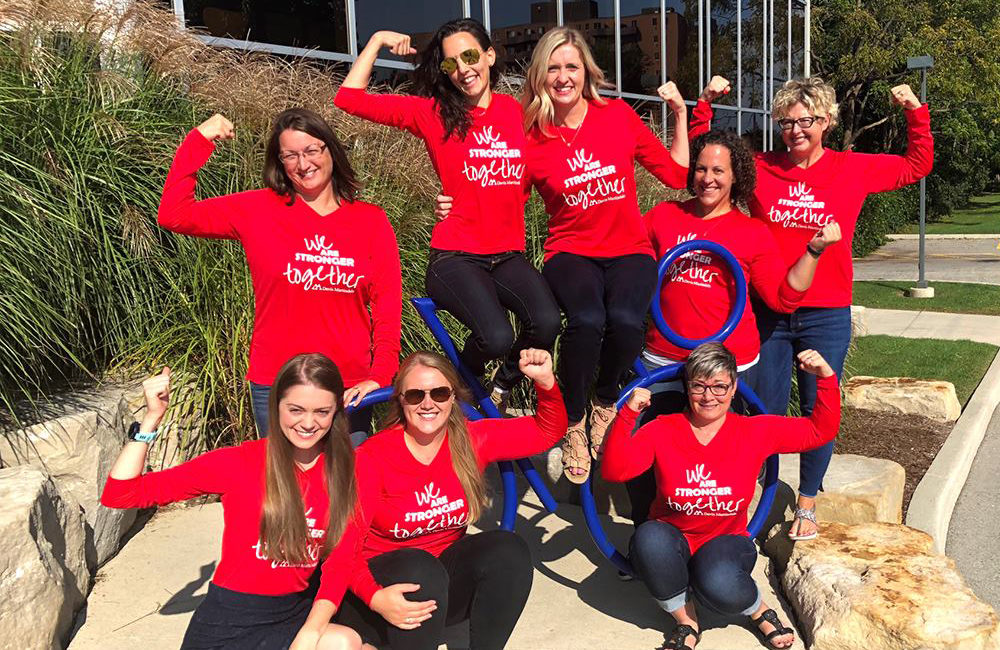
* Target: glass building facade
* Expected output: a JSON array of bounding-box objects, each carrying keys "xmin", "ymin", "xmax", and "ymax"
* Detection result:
[{"xmin": 166, "ymin": 0, "xmax": 809, "ymax": 149}]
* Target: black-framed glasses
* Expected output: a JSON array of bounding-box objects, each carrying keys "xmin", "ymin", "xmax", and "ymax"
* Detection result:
[
  {"xmin": 776, "ymin": 116, "xmax": 824, "ymax": 131},
  {"xmin": 278, "ymin": 144, "xmax": 327, "ymax": 165},
  {"xmin": 440, "ymin": 48, "xmax": 481, "ymax": 74},
  {"xmin": 687, "ymin": 382, "xmax": 732, "ymax": 396},
  {"xmin": 401, "ymin": 386, "xmax": 454, "ymax": 405}
]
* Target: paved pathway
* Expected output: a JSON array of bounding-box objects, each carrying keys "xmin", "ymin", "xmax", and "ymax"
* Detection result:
[
  {"xmin": 948, "ymin": 402, "xmax": 1000, "ymax": 611},
  {"xmin": 853, "ymin": 237, "xmax": 1000, "ymax": 285},
  {"xmin": 861, "ymin": 308, "xmax": 1000, "ymax": 346}
]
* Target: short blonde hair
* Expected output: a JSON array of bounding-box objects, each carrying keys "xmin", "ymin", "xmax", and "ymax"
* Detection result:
[
  {"xmin": 521, "ymin": 27, "xmax": 612, "ymax": 137},
  {"xmin": 771, "ymin": 77, "xmax": 839, "ymax": 129}
]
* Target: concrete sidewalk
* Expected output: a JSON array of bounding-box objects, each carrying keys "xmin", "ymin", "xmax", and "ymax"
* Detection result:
[
  {"xmin": 860, "ymin": 307, "xmax": 1000, "ymax": 346},
  {"xmin": 69, "ymin": 492, "xmax": 803, "ymax": 650},
  {"xmin": 853, "ymin": 237, "xmax": 1000, "ymax": 285}
]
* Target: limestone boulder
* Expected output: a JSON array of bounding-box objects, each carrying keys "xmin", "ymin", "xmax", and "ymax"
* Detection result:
[
  {"xmin": 844, "ymin": 376, "xmax": 961, "ymax": 422},
  {"xmin": 0, "ymin": 466, "xmax": 89, "ymax": 650},
  {"xmin": 764, "ymin": 521, "xmax": 1000, "ymax": 650},
  {"xmin": 0, "ymin": 390, "xmax": 136, "ymax": 568}
]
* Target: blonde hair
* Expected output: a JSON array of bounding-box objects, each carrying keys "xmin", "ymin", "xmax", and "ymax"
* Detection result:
[
  {"xmin": 521, "ymin": 27, "xmax": 612, "ymax": 137},
  {"xmin": 260, "ymin": 354, "xmax": 357, "ymax": 565},
  {"xmin": 771, "ymin": 77, "xmax": 839, "ymax": 129},
  {"xmin": 383, "ymin": 351, "xmax": 489, "ymax": 523}
]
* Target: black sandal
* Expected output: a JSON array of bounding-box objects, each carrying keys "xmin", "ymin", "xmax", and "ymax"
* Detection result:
[
  {"xmin": 750, "ymin": 608, "xmax": 794, "ymax": 648},
  {"xmin": 661, "ymin": 623, "xmax": 701, "ymax": 650}
]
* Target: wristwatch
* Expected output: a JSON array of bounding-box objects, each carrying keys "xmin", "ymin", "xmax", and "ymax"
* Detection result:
[{"xmin": 127, "ymin": 421, "xmax": 159, "ymax": 443}]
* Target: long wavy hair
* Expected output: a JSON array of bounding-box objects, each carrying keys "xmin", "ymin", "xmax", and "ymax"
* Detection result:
[
  {"xmin": 262, "ymin": 108, "xmax": 361, "ymax": 207},
  {"xmin": 383, "ymin": 351, "xmax": 489, "ymax": 523},
  {"xmin": 521, "ymin": 27, "xmax": 611, "ymax": 137},
  {"xmin": 687, "ymin": 130, "xmax": 757, "ymax": 204},
  {"xmin": 412, "ymin": 18, "xmax": 498, "ymax": 142},
  {"xmin": 259, "ymin": 353, "xmax": 357, "ymax": 565}
]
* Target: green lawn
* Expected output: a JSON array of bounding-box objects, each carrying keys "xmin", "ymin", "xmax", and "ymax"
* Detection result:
[
  {"xmin": 846, "ymin": 335, "xmax": 998, "ymax": 406},
  {"xmin": 852, "ymin": 281, "xmax": 1000, "ymax": 316},
  {"xmin": 902, "ymin": 193, "xmax": 1000, "ymax": 234}
]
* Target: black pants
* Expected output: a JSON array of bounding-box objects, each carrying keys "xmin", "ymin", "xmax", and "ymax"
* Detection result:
[
  {"xmin": 335, "ymin": 530, "xmax": 533, "ymax": 650},
  {"xmin": 179, "ymin": 582, "xmax": 314, "ymax": 650},
  {"xmin": 542, "ymin": 252, "xmax": 657, "ymax": 422},
  {"xmin": 425, "ymin": 250, "xmax": 561, "ymax": 391}
]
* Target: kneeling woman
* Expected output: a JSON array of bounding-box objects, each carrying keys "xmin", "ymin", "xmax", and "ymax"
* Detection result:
[
  {"xmin": 330, "ymin": 348, "xmax": 567, "ymax": 650},
  {"xmin": 602, "ymin": 343, "xmax": 839, "ymax": 650},
  {"xmin": 101, "ymin": 356, "xmax": 362, "ymax": 650}
]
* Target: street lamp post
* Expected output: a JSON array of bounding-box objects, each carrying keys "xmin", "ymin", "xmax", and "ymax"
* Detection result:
[{"xmin": 906, "ymin": 55, "xmax": 934, "ymax": 299}]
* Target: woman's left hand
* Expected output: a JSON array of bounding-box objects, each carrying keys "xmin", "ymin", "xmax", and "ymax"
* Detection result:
[
  {"xmin": 797, "ymin": 349, "xmax": 834, "ymax": 378},
  {"xmin": 890, "ymin": 84, "xmax": 922, "ymax": 110},
  {"xmin": 344, "ymin": 380, "xmax": 380, "ymax": 408},
  {"xmin": 519, "ymin": 349, "xmax": 555, "ymax": 390},
  {"xmin": 809, "ymin": 221, "xmax": 842, "ymax": 253},
  {"xmin": 657, "ymin": 81, "xmax": 686, "ymax": 114}
]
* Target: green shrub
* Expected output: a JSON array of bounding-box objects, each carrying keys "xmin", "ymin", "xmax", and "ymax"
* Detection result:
[{"xmin": 852, "ymin": 186, "xmax": 919, "ymax": 257}]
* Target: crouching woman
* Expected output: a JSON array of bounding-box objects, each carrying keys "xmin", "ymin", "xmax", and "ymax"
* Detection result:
[
  {"xmin": 101, "ymin": 355, "xmax": 363, "ymax": 650},
  {"xmin": 602, "ymin": 342, "xmax": 840, "ymax": 650}
]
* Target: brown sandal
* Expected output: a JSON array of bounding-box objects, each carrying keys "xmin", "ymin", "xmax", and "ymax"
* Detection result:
[
  {"xmin": 588, "ymin": 401, "xmax": 617, "ymax": 460},
  {"xmin": 561, "ymin": 420, "xmax": 590, "ymax": 484}
]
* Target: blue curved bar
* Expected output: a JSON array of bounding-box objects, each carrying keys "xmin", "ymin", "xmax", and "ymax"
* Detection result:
[
  {"xmin": 410, "ymin": 297, "xmax": 559, "ymax": 529},
  {"xmin": 345, "ymin": 386, "xmax": 394, "ymax": 414},
  {"xmin": 651, "ymin": 239, "xmax": 748, "ymax": 349}
]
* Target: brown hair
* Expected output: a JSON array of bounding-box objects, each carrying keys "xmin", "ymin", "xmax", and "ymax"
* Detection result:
[
  {"xmin": 259, "ymin": 353, "xmax": 357, "ymax": 565},
  {"xmin": 684, "ymin": 342, "xmax": 738, "ymax": 385},
  {"xmin": 262, "ymin": 108, "xmax": 361, "ymax": 206},
  {"xmin": 383, "ymin": 351, "xmax": 489, "ymax": 523},
  {"xmin": 688, "ymin": 130, "xmax": 757, "ymax": 204},
  {"xmin": 521, "ymin": 27, "xmax": 611, "ymax": 137}
]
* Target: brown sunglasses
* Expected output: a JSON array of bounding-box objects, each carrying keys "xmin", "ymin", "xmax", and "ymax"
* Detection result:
[
  {"xmin": 401, "ymin": 386, "xmax": 454, "ymax": 405},
  {"xmin": 440, "ymin": 48, "xmax": 481, "ymax": 74}
]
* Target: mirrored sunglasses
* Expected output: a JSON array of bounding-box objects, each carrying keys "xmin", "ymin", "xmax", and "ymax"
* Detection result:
[
  {"xmin": 401, "ymin": 386, "xmax": 454, "ymax": 405},
  {"xmin": 440, "ymin": 48, "xmax": 481, "ymax": 74}
]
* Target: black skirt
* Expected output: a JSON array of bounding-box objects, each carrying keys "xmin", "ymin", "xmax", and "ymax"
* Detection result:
[{"xmin": 179, "ymin": 581, "xmax": 316, "ymax": 650}]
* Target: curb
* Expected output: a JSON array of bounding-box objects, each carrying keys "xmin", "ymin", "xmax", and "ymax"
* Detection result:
[
  {"xmin": 905, "ymin": 348, "xmax": 1000, "ymax": 553},
  {"xmin": 887, "ymin": 233, "xmax": 1000, "ymax": 240}
]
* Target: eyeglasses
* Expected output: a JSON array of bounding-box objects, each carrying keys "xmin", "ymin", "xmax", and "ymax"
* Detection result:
[
  {"xmin": 440, "ymin": 48, "xmax": 481, "ymax": 74},
  {"xmin": 278, "ymin": 144, "xmax": 327, "ymax": 165},
  {"xmin": 776, "ymin": 116, "xmax": 824, "ymax": 131},
  {"xmin": 687, "ymin": 382, "xmax": 732, "ymax": 396},
  {"xmin": 401, "ymin": 386, "xmax": 454, "ymax": 405}
]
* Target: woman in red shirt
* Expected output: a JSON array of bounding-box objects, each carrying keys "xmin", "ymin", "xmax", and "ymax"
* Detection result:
[
  {"xmin": 603, "ymin": 343, "xmax": 840, "ymax": 650},
  {"xmin": 101, "ymin": 355, "xmax": 363, "ymax": 650},
  {"xmin": 692, "ymin": 76, "xmax": 933, "ymax": 540},
  {"xmin": 313, "ymin": 348, "xmax": 566, "ymax": 650},
  {"xmin": 627, "ymin": 129, "xmax": 840, "ymax": 528},
  {"xmin": 157, "ymin": 108, "xmax": 402, "ymax": 439},
  {"xmin": 334, "ymin": 20, "xmax": 560, "ymax": 414}
]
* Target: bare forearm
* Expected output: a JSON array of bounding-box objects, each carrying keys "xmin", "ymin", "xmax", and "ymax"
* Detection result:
[
  {"xmin": 785, "ymin": 250, "xmax": 819, "ymax": 292},
  {"xmin": 108, "ymin": 413, "xmax": 160, "ymax": 479},
  {"xmin": 342, "ymin": 37, "xmax": 382, "ymax": 89},
  {"xmin": 670, "ymin": 107, "xmax": 690, "ymax": 168}
]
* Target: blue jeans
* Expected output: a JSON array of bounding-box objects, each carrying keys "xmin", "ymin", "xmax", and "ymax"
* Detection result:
[
  {"xmin": 249, "ymin": 382, "xmax": 372, "ymax": 447},
  {"xmin": 745, "ymin": 303, "xmax": 851, "ymax": 498},
  {"xmin": 630, "ymin": 520, "xmax": 761, "ymax": 616}
]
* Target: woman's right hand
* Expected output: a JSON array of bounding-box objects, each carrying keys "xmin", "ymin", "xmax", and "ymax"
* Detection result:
[
  {"xmin": 370, "ymin": 31, "xmax": 417, "ymax": 57},
  {"xmin": 625, "ymin": 387, "xmax": 652, "ymax": 413},
  {"xmin": 195, "ymin": 114, "xmax": 235, "ymax": 142},
  {"xmin": 434, "ymin": 194, "xmax": 453, "ymax": 222},
  {"xmin": 797, "ymin": 349, "xmax": 834, "ymax": 378},
  {"xmin": 141, "ymin": 367, "xmax": 171, "ymax": 429},
  {"xmin": 369, "ymin": 583, "xmax": 437, "ymax": 630},
  {"xmin": 699, "ymin": 75, "xmax": 731, "ymax": 103}
]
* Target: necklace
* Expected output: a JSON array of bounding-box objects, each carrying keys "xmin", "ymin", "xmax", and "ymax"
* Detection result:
[{"xmin": 556, "ymin": 102, "xmax": 588, "ymax": 148}]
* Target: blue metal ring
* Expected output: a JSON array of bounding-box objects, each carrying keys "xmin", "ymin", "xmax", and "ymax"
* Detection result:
[{"xmin": 651, "ymin": 239, "xmax": 747, "ymax": 350}]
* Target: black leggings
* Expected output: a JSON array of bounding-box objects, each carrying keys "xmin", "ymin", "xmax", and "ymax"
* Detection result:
[
  {"xmin": 425, "ymin": 250, "xmax": 561, "ymax": 391},
  {"xmin": 335, "ymin": 530, "xmax": 533, "ymax": 650},
  {"xmin": 542, "ymin": 252, "xmax": 657, "ymax": 422}
]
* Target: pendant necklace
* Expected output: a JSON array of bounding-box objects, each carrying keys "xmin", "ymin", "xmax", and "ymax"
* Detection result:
[{"xmin": 557, "ymin": 102, "xmax": 588, "ymax": 148}]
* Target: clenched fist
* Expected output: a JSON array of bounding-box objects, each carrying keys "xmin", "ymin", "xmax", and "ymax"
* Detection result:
[{"xmin": 196, "ymin": 114, "xmax": 235, "ymax": 142}]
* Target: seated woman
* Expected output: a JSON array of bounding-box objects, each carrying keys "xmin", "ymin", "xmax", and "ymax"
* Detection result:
[
  {"xmin": 602, "ymin": 342, "xmax": 840, "ymax": 650},
  {"xmin": 309, "ymin": 348, "xmax": 566, "ymax": 650},
  {"xmin": 100, "ymin": 355, "xmax": 363, "ymax": 650}
]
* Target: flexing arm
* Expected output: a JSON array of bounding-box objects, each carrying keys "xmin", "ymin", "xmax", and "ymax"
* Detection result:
[
  {"xmin": 600, "ymin": 387, "xmax": 657, "ymax": 482},
  {"xmin": 751, "ymin": 222, "xmax": 842, "ymax": 312},
  {"xmin": 658, "ymin": 81, "xmax": 690, "ymax": 168},
  {"xmin": 688, "ymin": 76, "xmax": 730, "ymax": 139},
  {"xmin": 341, "ymin": 31, "xmax": 416, "ymax": 90},
  {"xmin": 757, "ymin": 350, "xmax": 841, "ymax": 454},
  {"xmin": 862, "ymin": 85, "xmax": 934, "ymax": 194},
  {"xmin": 632, "ymin": 98, "xmax": 688, "ymax": 190}
]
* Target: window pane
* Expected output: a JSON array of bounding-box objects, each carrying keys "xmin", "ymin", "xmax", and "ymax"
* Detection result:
[
  {"xmin": 706, "ymin": 0, "xmax": 738, "ymax": 107},
  {"xmin": 489, "ymin": 0, "xmax": 557, "ymax": 77},
  {"xmin": 740, "ymin": 0, "xmax": 765, "ymax": 110},
  {"xmin": 182, "ymin": 0, "xmax": 350, "ymax": 54},
  {"xmin": 357, "ymin": 0, "xmax": 464, "ymax": 63}
]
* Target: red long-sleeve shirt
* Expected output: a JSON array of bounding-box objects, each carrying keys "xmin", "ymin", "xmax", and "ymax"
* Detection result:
[
  {"xmin": 100, "ymin": 439, "xmax": 355, "ymax": 603},
  {"xmin": 157, "ymin": 129, "xmax": 403, "ymax": 387},
  {"xmin": 343, "ymin": 382, "xmax": 568, "ymax": 605},
  {"xmin": 602, "ymin": 374, "xmax": 840, "ymax": 554},
  {"xmin": 643, "ymin": 200, "xmax": 806, "ymax": 365},
  {"xmin": 690, "ymin": 101, "xmax": 934, "ymax": 307},
  {"xmin": 334, "ymin": 87, "xmax": 527, "ymax": 254},
  {"xmin": 526, "ymin": 98, "xmax": 688, "ymax": 260}
]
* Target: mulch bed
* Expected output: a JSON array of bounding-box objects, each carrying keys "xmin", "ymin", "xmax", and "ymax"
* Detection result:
[{"xmin": 836, "ymin": 406, "xmax": 953, "ymax": 518}]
